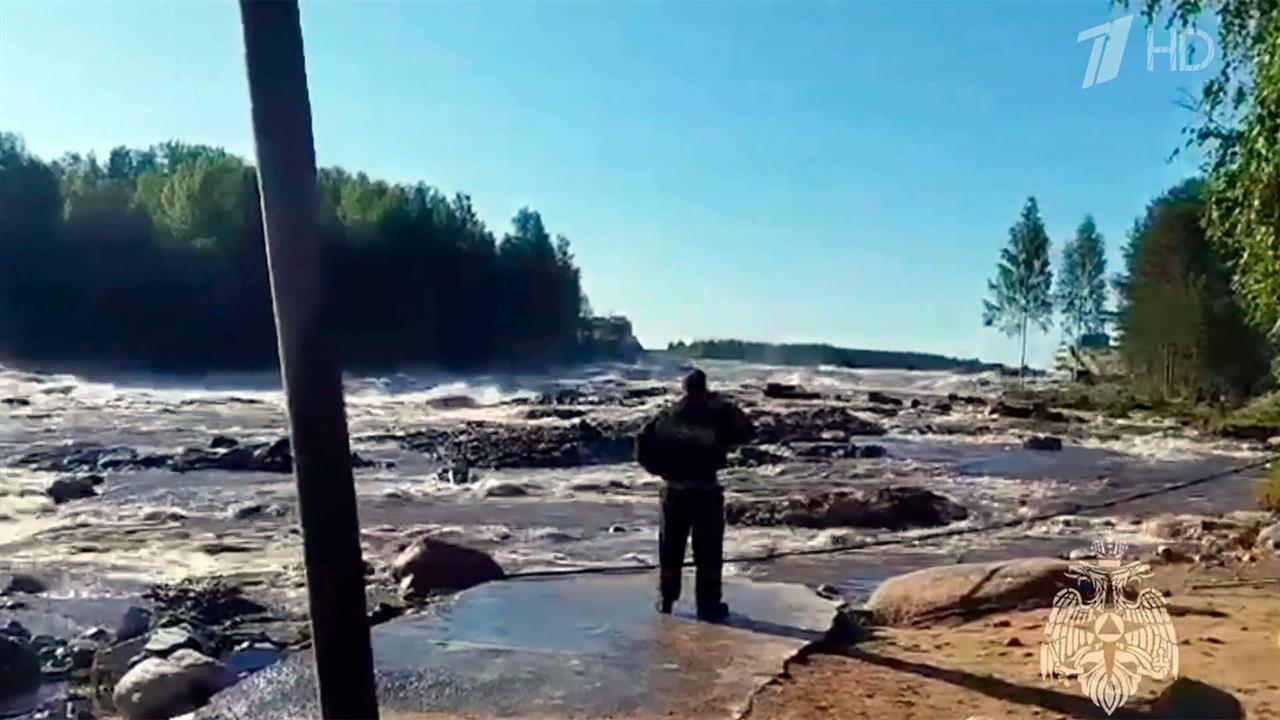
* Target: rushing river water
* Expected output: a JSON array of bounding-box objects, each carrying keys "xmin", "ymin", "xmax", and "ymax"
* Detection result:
[{"xmin": 0, "ymin": 358, "xmax": 1267, "ymax": 636}]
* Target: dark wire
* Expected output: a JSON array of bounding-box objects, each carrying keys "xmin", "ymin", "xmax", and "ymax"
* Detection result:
[{"xmin": 501, "ymin": 454, "xmax": 1277, "ymax": 581}]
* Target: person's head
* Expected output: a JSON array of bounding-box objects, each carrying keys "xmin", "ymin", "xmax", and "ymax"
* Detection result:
[{"xmin": 683, "ymin": 368, "xmax": 708, "ymax": 398}]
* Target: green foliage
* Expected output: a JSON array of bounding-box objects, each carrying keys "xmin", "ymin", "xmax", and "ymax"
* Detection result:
[
  {"xmin": 1056, "ymin": 215, "xmax": 1109, "ymax": 346},
  {"xmin": 0, "ymin": 133, "xmax": 601, "ymax": 370},
  {"xmin": 1210, "ymin": 390, "xmax": 1280, "ymax": 440},
  {"xmin": 1117, "ymin": 180, "xmax": 1267, "ymax": 400},
  {"xmin": 668, "ymin": 339, "xmax": 1002, "ymax": 372},
  {"xmin": 983, "ymin": 197, "xmax": 1054, "ymax": 374},
  {"xmin": 1260, "ymin": 462, "xmax": 1280, "ymax": 513},
  {"xmin": 1121, "ymin": 2, "xmax": 1280, "ymax": 360}
]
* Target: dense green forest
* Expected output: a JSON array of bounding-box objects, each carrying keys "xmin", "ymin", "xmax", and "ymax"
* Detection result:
[
  {"xmin": 0, "ymin": 133, "xmax": 611, "ymax": 370},
  {"xmin": 1117, "ymin": 180, "xmax": 1267, "ymax": 399},
  {"xmin": 667, "ymin": 340, "xmax": 1003, "ymax": 373},
  {"xmin": 979, "ymin": 0, "xmax": 1280, "ymax": 404}
]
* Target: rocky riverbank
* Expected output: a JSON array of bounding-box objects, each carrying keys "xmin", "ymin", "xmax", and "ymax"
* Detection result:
[
  {"xmin": 2, "ymin": 360, "xmax": 1275, "ymax": 717},
  {"xmin": 749, "ymin": 540, "xmax": 1280, "ymax": 720}
]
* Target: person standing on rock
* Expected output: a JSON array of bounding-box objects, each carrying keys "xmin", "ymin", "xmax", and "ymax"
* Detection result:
[{"xmin": 637, "ymin": 368, "xmax": 754, "ymax": 621}]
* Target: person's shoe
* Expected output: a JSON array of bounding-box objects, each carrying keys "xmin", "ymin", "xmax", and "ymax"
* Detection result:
[
  {"xmin": 696, "ymin": 602, "xmax": 730, "ymax": 622},
  {"xmin": 657, "ymin": 598, "xmax": 674, "ymax": 615}
]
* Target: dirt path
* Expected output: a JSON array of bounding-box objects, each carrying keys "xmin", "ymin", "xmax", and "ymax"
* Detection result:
[{"xmin": 747, "ymin": 561, "xmax": 1280, "ymax": 719}]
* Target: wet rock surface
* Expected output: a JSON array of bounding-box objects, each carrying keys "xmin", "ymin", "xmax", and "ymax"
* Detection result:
[
  {"xmin": 1023, "ymin": 435, "xmax": 1063, "ymax": 451},
  {"xmin": 391, "ymin": 537, "xmax": 505, "ymax": 598},
  {"xmin": 0, "ymin": 633, "xmax": 42, "ymax": 703},
  {"xmin": 47, "ymin": 476, "xmax": 101, "ymax": 504},
  {"xmin": 726, "ymin": 486, "xmax": 969, "ymax": 530},
  {"xmin": 396, "ymin": 419, "xmax": 639, "ymax": 469},
  {"xmin": 752, "ymin": 406, "xmax": 886, "ymax": 443},
  {"xmin": 763, "ymin": 382, "xmax": 822, "ymax": 400},
  {"xmin": 12, "ymin": 436, "xmax": 376, "ymax": 476},
  {"xmin": 867, "ymin": 557, "xmax": 1071, "ymax": 625},
  {"xmin": 3, "ymin": 362, "xmax": 1271, "ymax": 717},
  {"xmin": 199, "ymin": 574, "xmax": 840, "ymax": 720},
  {"xmin": 114, "ymin": 648, "xmax": 232, "ymax": 720}
]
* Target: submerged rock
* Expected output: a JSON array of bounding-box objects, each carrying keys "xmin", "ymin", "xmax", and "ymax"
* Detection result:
[
  {"xmin": 1, "ymin": 620, "xmax": 31, "ymax": 640},
  {"xmin": 482, "ymin": 482, "xmax": 530, "ymax": 498},
  {"xmin": 117, "ymin": 606, "xmax": 154, "ymax": 643},
  {"xmin": 1023, "ymin": 435, "xmax": 1063, "ymax": 451},
  {"xmin": 727, "ymin": 444, "xmax": 790, "ymax": 468},
  {"xmin": 400, "ymin": 420, "xmax": 637, "ymax": 469},
  {"xmin": 228, "ymin": 502, "xmax": 288, "ymax": 521},
  {"xmin": 763, "ymin": 383, "xmax": 821, "ymax": 400},
  {"xmin": 391, "ymin": 538, "xmax": 505, "ymax": 598},
  {"xmin": 752, "ymin": 406, "xmax": 886, "ymax": 444},
  {"xmin": 0, "ymin": 635, "xmax": 41, "ymax": 705},
  {"xmin": 2, "ymin": 573, "xmax": 48, "ymax": 595},
  {"xmin": 144, "ymin": 578, "xmax": 268, "ymax": 629},
  {"xmin": 523, "ymin": 406, "xmax": 589, "ymax": 421},
  {"xmin": 113, "ymin": 649, "xmax": 231, "ymax": 720},
  {"xmin": 429, "ymin": 395, "xmax": 479, "ymax": 410},
  {"xmin": 726, "ymin": 487, "xmax": 968, "ymax": 530},
  {"xmin": 436, "ymin": 464, "xmax": 474, "ymax": 485},
  {"xmin": 47, "ymin": 475, "xmax": 99, "ymax": 503},
  {"xmin": 209, "ymin": 436, "xmax": 238, "ymax": 449},
  {"xmin": 856, "ymin": 444, "xmax": 887, "ymax": 459},
  {"xmin": 989, "ymin": 401, "xmax": 1067, "ymax": 423},
  {"xmin": 867, "ymin": 557, "xmax": 1070, "ymax": 625},
  {"xmin": 867, "ymin": 391, "xmax": 903, "ymax": 407}
]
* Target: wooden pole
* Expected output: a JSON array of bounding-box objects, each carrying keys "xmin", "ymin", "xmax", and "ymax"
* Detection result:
[{"xmin": 238, "ymin": 2, "xmax": 379, "ymax": 717}]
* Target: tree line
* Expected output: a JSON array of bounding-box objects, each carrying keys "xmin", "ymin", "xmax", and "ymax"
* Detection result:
[
  {"xmin": 983, "ymin": 184, "xmax": 1267, "ymax": 401},
  {"xmin": 984, "ymin": 0, "xmax": 1280, "ymax": 402},
  {"xmin": 0, "ymin": 133, "xmax": 607, "ymax": 371},
  {"xmin": 668, "ymin": 340, "xmax": 1002, "ymax": 373}
]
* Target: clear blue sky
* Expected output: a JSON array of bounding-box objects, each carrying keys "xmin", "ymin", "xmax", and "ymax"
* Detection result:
[{"xmin": 0, "ymin": 1, "xmax": 1213, "ymax": 368}]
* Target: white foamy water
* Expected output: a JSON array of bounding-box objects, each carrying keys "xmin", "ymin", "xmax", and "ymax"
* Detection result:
[{"xmin": 0, "ymin": 359, "xmax": 1268, "ymax": 601}]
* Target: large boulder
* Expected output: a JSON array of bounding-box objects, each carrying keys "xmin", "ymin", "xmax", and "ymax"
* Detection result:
[
  {"xmin": 391, "ymin": 538, "xmax": 505, "ymax": 598},
  {"xmin": 117, "ymin": 606, "xmax": 154, "ymax": 642},
  {"xmin": 867, "ymin": 557, "xmax": 1071, "ymax": 626},
  {"xmin": 113, "ymin": 649, "xmax": 231, "ymax": 720},
  {"xmin": 726, "ymin": 487, "xmax": 968, "ymax": 530},
  {"xmin": 0, "ymin": 635, "xmax": 41, "ymax": 704}
]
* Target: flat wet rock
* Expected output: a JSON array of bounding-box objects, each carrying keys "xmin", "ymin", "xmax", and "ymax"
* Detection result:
[{"xmin": 199, "ymin": 574, "xmax": 838, "ymax": 719}]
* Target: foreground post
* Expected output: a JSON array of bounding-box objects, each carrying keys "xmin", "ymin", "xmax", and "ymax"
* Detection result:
[{"xmin": 238, "ymin": 2, "xmax": 379, "ymax": 717}]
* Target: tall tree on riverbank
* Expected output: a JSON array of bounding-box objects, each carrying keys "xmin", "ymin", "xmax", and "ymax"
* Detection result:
[
  {"xmin": 1056, "ymin": 215, "xmax": 1109, "ymax": 350},
  {"xmin": 1118, "ymin": 180, "xmax": 1266, "ymax": 399},
  {"xmin": 983, "ymin": 197, "xmax": 1054, "ymax": 378},
  {"xmin": 1121, "ymin": 1, "xmax": 1280, "ymax": 375}
]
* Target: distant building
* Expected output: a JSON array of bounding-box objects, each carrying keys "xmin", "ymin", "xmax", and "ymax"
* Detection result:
[
  {"xmin": 580, "ymin": 315, "xmax": 643, "ymax": 362},
  {"xmin": 1055, "ymin": 332, "xmax": 1123, "ymax": 380}
]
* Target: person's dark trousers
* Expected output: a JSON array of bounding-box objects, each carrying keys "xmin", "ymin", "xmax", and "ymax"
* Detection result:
[{"xmin": 658, "ymin": 484, "xmax": 725, "ymax": 613}]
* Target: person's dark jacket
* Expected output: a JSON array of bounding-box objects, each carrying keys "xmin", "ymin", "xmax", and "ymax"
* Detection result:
[{"xmin": 636, "ymin": 392, "xmax": 754, "ymax": 487}]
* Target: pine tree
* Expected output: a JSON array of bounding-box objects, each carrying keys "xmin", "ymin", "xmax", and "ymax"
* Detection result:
[
  {"xmin": 1056, "ymin": 215, "xmax": 1109, "ymax": 372},
  {"xmin": 983, "ymin": 197, "xmax": 1054, "ymax": 378}
]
